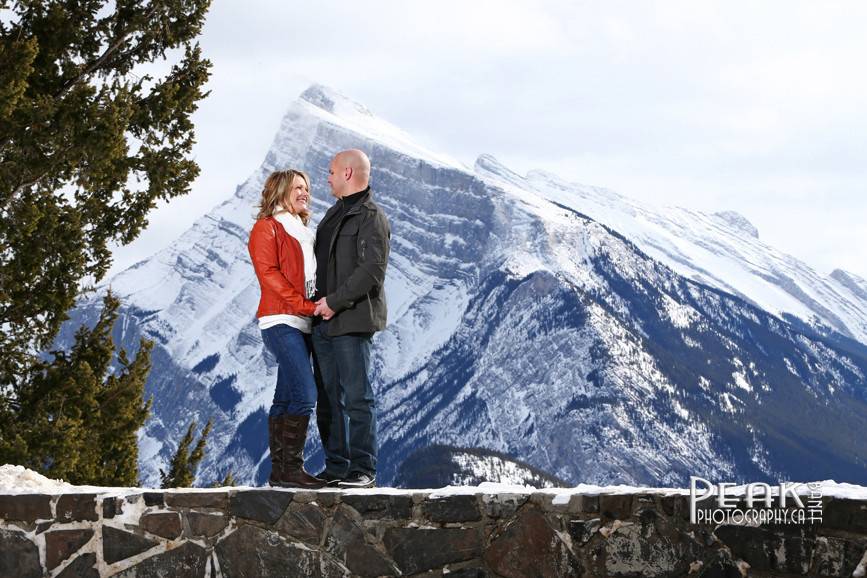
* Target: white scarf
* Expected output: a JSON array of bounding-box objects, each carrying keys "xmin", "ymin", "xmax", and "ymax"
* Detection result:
[{"xmin": 273, "ymin": 211, "xmax": 316, "ymax": 298}]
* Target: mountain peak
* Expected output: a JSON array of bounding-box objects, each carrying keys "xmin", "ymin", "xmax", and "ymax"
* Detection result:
[
  {"xmin": 291, "ymin": 85, "xmax": 466, "ymax": 171},
  {"xmin": 831, "ymin": 268, "xmax": 865, "ymax": 283},
  {"xmin": 299, "ymin": 84, "xmax": 374, "ymax": 119},
  {"xmin": 830, "ymin": 269, "xmax": 867, "ymax": 301},
  {"xmin": 712, "ymin": 211, "xmax": 759, "ymax": 239},
  {"xmin": 474, "ymin": 154, "xmax": 526, "ymax": 184}
]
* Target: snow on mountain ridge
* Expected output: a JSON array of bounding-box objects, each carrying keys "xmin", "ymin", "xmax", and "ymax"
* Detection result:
[
  {"xmin": 475, "ymin": 156, "xmax": 867, "ymax": 345},
  {"xmin": 297, "ymin": 84, "xmax": 468, "ymax": 172},
  {"xmin": 831, "ymin": 269, "xmax": 867, "ymax": 303},
  {"xmin": 711, "ymin": 211, "xmax": 759, "ymax": 239},
  {"xmin": 300, "ymin": 84, "xmax": 376, "ymax": 118}
]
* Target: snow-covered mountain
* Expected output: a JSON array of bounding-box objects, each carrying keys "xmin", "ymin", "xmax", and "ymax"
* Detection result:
[
  {"xmin": 474, "ymin": 156, "xmax": 867, "ymax": 347},
  {"xmin": 67, "ymin": 85, "xmax": 867, "ymax": 488}
]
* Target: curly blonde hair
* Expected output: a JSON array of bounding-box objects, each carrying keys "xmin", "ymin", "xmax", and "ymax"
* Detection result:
[{"xmin": 256, "ymin": 169, "xmax": 311, "ymax": 225}]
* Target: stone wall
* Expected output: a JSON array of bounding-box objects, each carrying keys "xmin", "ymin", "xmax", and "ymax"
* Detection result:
[{"xmin": 1, "ymin": 488, "xmax": 866, "ymax": 577}]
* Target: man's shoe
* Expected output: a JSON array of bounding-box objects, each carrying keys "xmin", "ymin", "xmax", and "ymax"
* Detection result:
[
  {"xmin": 337, "ymin": 473, "xmax": 376, "ymax": 489},
  {"xmin": 316, "ymin": 470, "xmax": 344, "ymax": 486}
]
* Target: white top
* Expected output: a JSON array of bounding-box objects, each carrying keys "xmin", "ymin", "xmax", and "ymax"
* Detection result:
[{"xmin": 258, "ymin": 211, "xmax": 317, "ymax": 334}]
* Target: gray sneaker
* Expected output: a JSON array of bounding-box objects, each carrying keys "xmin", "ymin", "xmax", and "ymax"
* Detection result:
[{"xmin": 337, "ymin": 473, "xmax": 376, "ymax": 489}]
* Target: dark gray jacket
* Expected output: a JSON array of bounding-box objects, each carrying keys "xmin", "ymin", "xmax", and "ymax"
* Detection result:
[{"xmin": 321, "ymin": 190, "xmax": 390, "ymax": 336}]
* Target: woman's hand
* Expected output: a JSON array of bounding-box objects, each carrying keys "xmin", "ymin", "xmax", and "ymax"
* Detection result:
[{"xmin": 314, "ymin": 298, "xmax": 335, "ymax": 320}]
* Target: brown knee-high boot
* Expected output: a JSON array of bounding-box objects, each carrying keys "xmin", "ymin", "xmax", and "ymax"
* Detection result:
[
  {"xmin": 270, "ymin": 414, "xmax": 324, "ymax": 489},
  {"xmin": 268, "ymin": 415, "xmax": 285, "ymax": 487}
]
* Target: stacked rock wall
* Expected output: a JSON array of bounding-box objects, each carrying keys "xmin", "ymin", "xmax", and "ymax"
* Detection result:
[{"xmin": 1, "ymin": 488, "xmax": 866, "ymax": 577}]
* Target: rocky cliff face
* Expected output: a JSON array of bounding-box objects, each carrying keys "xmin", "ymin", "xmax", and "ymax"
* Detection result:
[{"xmin": 65, "ymin": 85, "xmax": 867, "ymax": 488}]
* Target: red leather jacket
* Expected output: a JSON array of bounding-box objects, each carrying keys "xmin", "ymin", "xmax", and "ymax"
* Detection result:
[{"xmin": 248, "ymin": 217, "xmax": 316, "ymax": 318}]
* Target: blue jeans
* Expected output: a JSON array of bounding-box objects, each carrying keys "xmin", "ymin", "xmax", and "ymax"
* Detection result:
[
  {"xmin": 260, "ymin": 324, "xmax": 317, "ymax": 417},
  {"xmin": 312, "ymin": 321, "xmax": 376, "ymax": 477}
]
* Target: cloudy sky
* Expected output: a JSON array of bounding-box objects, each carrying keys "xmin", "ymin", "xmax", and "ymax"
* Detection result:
[{"xmin": 109, "ymin": 1, "xmax": 867, "ymax": 280}]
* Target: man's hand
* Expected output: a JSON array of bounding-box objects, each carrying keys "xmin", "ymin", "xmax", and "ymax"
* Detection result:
[{"xmin": 315, "ymin": 298, "xmax": 335, "ymax": 320}]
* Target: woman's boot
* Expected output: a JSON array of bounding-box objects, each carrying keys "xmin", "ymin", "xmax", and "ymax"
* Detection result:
[
  {"xmin": 276, "ymin": 414, "xmax": 325, "ymax": 488},
  {"xmin": 268, "ymin": 415, "xmax": 286, "ymax": 487}
]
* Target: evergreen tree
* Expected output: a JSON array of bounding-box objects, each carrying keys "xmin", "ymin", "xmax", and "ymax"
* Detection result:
[
  {"xmin": 0, "ymin": 1, "xmax": 212, "ymax": 392},
  {"xmin": 209, "ymin": 469, "xmax": 235, "ymax": 488},
  {"xmin": 160, "ymin": 418, "xmax": 211, "ymax": 488},
  {"xmin": 0, "ymin": 292, "xmax": 152, "ymax": 485},
  {"xmin": 0, "ymin": 0, "xmax": 211, "ymax": 482},
  {"xmin": 220, "ymin": 470, "xmax": 235, "ymax": 487}
]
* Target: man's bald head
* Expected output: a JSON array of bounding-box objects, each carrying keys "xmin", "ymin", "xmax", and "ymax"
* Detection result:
[{"xmin": 327, "ymin": 149, "xmax": 371, "ymax": 198}]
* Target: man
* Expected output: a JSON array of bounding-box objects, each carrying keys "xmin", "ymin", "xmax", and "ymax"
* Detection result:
[{"xmin": 312, "ymin": 149, "xmax": 390, "ymax": 488}]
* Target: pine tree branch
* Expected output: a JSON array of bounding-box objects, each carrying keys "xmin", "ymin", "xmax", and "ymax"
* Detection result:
[
  {"xmin": 54, "ymin": 4, "xmax": 161, "ymax": 99},
  {"xmin": 5, "ymin": 141, "xmax": 79, "ymax": 200}
]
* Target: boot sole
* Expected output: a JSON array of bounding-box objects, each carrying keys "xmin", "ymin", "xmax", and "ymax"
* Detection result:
[{"xmin": 270, "ymin": 478, "xmax": 327, "ymax": 489}]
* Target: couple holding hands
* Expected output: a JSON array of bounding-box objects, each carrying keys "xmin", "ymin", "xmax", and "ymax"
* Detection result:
[{"xmin": 247, "ymin": 149, "xmax": 390, "ymax": 489}]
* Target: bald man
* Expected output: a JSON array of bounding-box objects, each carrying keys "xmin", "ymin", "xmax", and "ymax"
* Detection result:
[{"xmin": 311, "ymin": 149, "xmax": 390, "ymax": 488}]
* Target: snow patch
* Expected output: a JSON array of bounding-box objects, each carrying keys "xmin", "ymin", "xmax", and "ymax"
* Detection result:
[
  {"xmin": 4, "ymin": 465, "xmax": 867, "ymax": 506},
  {"xmin": 672, "ymin": 398, "xmax": 690, "ymax": 420},
  {"xmin": 731, "ymin": 370, "xmax": 753, "ymax": 393},
  {"xmin": 661, "ymin": 293, "xmax": 699, "ymax": 329},
  {"xmin": 720, "ymin": 392, "xmax": 743, "ymax": 414},
  {"xmin": 0, "ymin": 464, "xmax": 73, "ymax": 494}
]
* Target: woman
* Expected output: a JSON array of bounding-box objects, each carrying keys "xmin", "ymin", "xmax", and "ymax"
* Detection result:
[{"xmin": 248, "ymin": 169, "xmax": 324, "ymax": 488}]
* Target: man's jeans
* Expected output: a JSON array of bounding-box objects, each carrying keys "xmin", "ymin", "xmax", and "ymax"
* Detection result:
[
  {"xmin": 260, "ymin": 324, "xmax": 317, "ymax": 417},
  {"xmin": 312, "ymin": 321, "xmax": 376, "ymax": 477}
]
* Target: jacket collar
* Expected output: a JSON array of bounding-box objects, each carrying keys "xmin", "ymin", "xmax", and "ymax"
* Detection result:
[
  {"xmin": 324, "ymin": 188, "xmax": 372, "ymax": 223},
  {"xmin": 326, "ymin": 188, "xmax": 373, "ymax": 255},
  {"xmin": 340, "ymin": 187, "xmax": 371, "ymax": 216},
  {"xmin": 340, "ymin": 186, "xmax": 370, "ymax": 208}
]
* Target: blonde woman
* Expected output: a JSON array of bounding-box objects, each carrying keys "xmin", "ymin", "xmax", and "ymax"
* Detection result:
[{"xmin": 247, "ymin": 169, "xmax": 324, "ymax": 488}]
